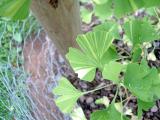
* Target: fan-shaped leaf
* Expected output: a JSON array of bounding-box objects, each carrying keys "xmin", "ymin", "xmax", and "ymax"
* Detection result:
[
  {"xmin": 71, "ymin": 107, "xmax": 87, "ymax": 120},
  {"xmin": 137, "ymin": 99, "xmax": 155, "ymax": 119},
  {"xmin": 123, "ymin": 20, "xmax": 159, "ymax": 46},
  {"xmin": 93, "ymin": 0, "xmax": 108, "ymax": 5},
  {"xmin": 103, "ymin": 61, "xmax": 125, "ymax": 84},
  {"xmin": 124, "ymin": 61, "xmax": 160, "ymax": 102},
  {"xmin": 0, "ymin": 0, "xmax": 31, "ymax": 20},
  {"xmin": 81, "ymin": 8, "xmax": 93, "ymax": 24},
  {"xmin": 53, "ymin": 78, "xmax": 83, "ymax": 113},
  {"xmin": 114, "ymin": 0, "xmax": 160, "ymax": 17},
  {"xmin": 91, "ymin": 104, "xmax": 129, "ymax": 120},
  {"xmin": 93, "ymin": 21, "xmax": 120, "ymax": 39},
  {"xmin": 93, "ymin": 0, "xmax": 160, "ymax": 18},
  {"xmin": 67, "ymin": 31, "xmax": 115, "ymax": 81},
  {"xmin": 94, "ymin": 1, "xmax": 112, "ymax": 20},
  {"xmin": 77, "ymin": 31, "xmax": 113, "ymax": 67}
]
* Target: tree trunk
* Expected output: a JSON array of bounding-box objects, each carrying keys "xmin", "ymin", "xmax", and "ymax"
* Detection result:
[
  {"xmin": 27, "ymin": 0, "xmax": 81, "ymax": 120},
  {"xmin": 31, "ymin": 0, "xmax": 81, "ymax": 57}
]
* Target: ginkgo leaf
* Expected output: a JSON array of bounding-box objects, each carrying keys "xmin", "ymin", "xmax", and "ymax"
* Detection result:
[
  {"xmin": 132, "ymin": 45, "xmax": 142, "ymax": 62},
  {"xmin": 91, "ymin": 109, "xmax": 109, "ymax": 120},
  {"xmin": 103, "ymin": 61, "xmax": 125, "ymax": 84},
  {"xmin": 123, "ymin": 20, "xmax": 159, "ymax": 46},
  {"xmin": 94, "ymin": 0, "xmax": 160, "ymax": 18},
  {"xmin": 114, "ymin": 0, "xmax": 160, "ymax": 17},
  {"xmin": 101, "ymin": 46, "xmax": 119, "ymax": 65},
  {"xmin": 66, "ymin": 48, "xmax": 97, "ymax": 82},
  {"xmin": 153, "ymin": 85, "xmax": 160, "ymax": 99},
  {"xmin": 91, "ymin": 104, "xmax": 129, "ymax": 120},
  {"xmin": 124, "ymin": 61, "xmax": 160, "ymax": 102},
  {"xmin": 67, "ymin": 31, "xmax": 115, "ymax": 81},
  {"xmin": 145, "ymin": 0, "xmax": 160, "ymax": 7},
  {"xmin": 66, "ymin": 31, "xmax": 117, "ymax": 81},
  {"xmin": 94, "ymin": 1, "xmax": 112, "ymax": 20},
  {"xmin": 0, "ymin": 0, "xmax": 31, "ymax": 20},
  {"xmin": 93, "ymin": 0, "xmax": 108, "ymax": 5},
  {"xmin": 137, "ymin": 99, "xmax": 155, "ymax": 119},
  {"xmin": 93, "ymin": 21, "xmax": 121, "ymax": 39},
  {"xmin": 113, "ymin": 0, "xmax": 135, "ymax": 17},
  {"xmin": 71, "ymin": 107, "xmax": 87, "ymax": 120},
  {"xmin": 81, "ymin": 8, "xmax": 93, "ymax": 24},
  {"xmin": 53, "ymin": 78, "xmax": 83, "ymax": 113},
  {"xmin": 77, "ymin": 31, "xmax": 113, "ymax": 68}
]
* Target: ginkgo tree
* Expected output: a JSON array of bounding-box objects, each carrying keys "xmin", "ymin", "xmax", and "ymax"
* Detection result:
[
  {"xmin": 1, "ymin": 0, "xmax": 160, "ymax": 120},
  {"xmin": 54, "ymin": 19, "xmax": 160, "ymax": 119},
  {"xmin": 53, "ymin": 1, "xmax": 160, "ymax": 120},
  {"xmin": 81, "ymin": 0, "xmax": 160, "ymax": 22}
]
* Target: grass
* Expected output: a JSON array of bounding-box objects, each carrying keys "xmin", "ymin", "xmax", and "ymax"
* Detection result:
[{"xmin": 0, "ymin": 14, "xmax": 41, "ymax": 120}]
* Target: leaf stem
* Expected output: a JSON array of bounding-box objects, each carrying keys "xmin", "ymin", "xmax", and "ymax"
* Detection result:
[
  {"xmin": 111, "ymin": 85, "xmax": 119, "ymax": 104},
  {"xmin": 83, "ymin": 84, "xmax": 114, "ymax": 95}
]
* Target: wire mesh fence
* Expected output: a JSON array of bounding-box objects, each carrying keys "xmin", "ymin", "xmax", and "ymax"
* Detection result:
[{"xmin": 0, "ymin": 14, "xmax": 69, "ymax": 120}]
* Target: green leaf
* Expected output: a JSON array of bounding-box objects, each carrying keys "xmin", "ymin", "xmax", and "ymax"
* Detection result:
[
  {"xmin": 103, "ymin": 61, "xmax": 125, "ymax": 84},
  {"xmin": 91, "ymin": 109, "xmax": 109, "ymax": 120},
  {"xmin": 94, "ymin": 1, "xmax": 112, "ymax": 20},
  {"xmin": 137, "ymin": 99, "xmax": 155, "ymax": 119},
  {"xmin": 146, "ymin": 7, "xmax": 157, "ymax": 16},
  {"xmin": 114, "ymin": 0, "xmax": 134, "ymax": 17},
  {"xmin": 123, "ymin": 20, "xmax": 159, "ymax": 46},
  {"xmin": 67, "ymin": 31, "xmax": 114, "ymax": 81},
  {"xmin": 132, "ymin": 45, "xmax": 142, "ymax": 62},
  {"xmin": 95, "ymin": 0, "xmax": 160, "ymax": 18},
  {"xmin": 124, "ymin": 61, "xmax": 160, "ymax": 102},
  {"xmin": 13, "ymin": 33, "xmax": 22, "ymax": 43},
  {"xmin": 91, "ymin": 104, "xmax": 129, "ymax": 120},
  {"xmin": 138, "ymin": 99, "xmax": 155, "ymax": 111},
  {"xmin": 77, "ymin": 31, "xmax": 113, "ymax": 67},
  {"xmin": 80, "ymin": 0, "xmax": 90, "ymax": 3},
  {"xmin": 0, "ymin": 0, "xmax": 31, "ymax": 20},
  {"xmin": 101, "ymin": 46, "xmax": 119, "ymax": 65},
  {"xmin": 53, "ymin": 78, "xmax": 83, "ymax": 113},
  {"xmin": 153, "ymin": 85, "xmax": 160, "ymax": 99},
  {"xmin": 67, "ymin": 48, "xmax": 97, "ymax": 82},
  {"xmin": 71, "ymin": 107, "xmax": 87, "ymax": 120},
  {"xmin": 93, "ymin": 0, "xmax": 108, "ymax": 4},
  {"xmin": 95, "ymin": 96, "xmax": 110, "ymax": 107},
  {"xmin": 114, "ymin": 0, "xmax": 160, "ymax": 17},
  {"xmin": 81, "ymin": 8, "xmax": 93, "ymax": 24},
  {"xmin": 93, "ymin": 21, "xmax": 121, "ymax": 39},
  {"xmin": 145, "ymin": 0, "xmax": 160, "ymax": 7}
]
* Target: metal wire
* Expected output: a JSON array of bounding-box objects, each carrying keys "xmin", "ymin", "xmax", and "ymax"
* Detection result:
[{"xmin": 0, "ymin": 14, "xmax": 68, "ymax": 120}]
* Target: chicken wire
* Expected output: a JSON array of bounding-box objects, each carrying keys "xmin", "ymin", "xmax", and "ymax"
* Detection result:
[{"xmin": 0, "ymin": 14, "xmax": 69, "ymax": 120}]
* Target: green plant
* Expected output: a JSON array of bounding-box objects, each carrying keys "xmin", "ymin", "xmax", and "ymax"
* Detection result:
[
  {"xmin": 0, "ymin": 16, "xmax": 40, "ymax": 119},
  {"xmin": 0, "ymin": 0, "xmax": 31, "ymax": 20},
  {"xmin": 81, "ymin": 0, "xmax": 160, "ymax": 23},
  {"xmin": 1, "ymin": 0, "xmax": 160, "ymax": 120},
  {"xmin": 53, "ymin": 1, "xmax": 160, "ymax": 120}
]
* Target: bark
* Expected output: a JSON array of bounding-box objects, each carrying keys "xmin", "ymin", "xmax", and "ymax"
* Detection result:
[
  {"xmin": 31, "ymin": 0, "xmax": 81, "ymax": 57},
  {"xmin": 27, "ymin": 0, "xmax": 81, "ymax": 120}
]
